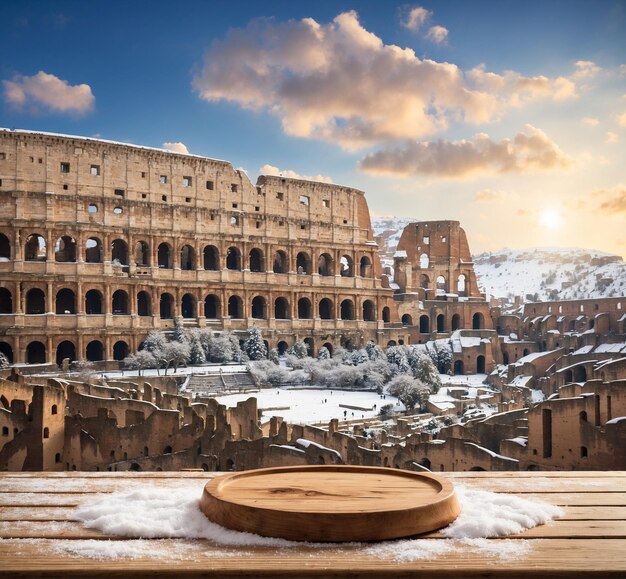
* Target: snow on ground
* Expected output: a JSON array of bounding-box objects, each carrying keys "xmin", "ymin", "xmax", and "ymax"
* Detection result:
[
  {"xmin": 439, "ymin": 374, "xmax": 488, "ymax": 387},
  {"xmin": 100, "ymin": 365, "xmax": 248, "ymax": 379},
  {"xmin": 215, "ymin": 388, "xmax": 404, "ymax": 424}
]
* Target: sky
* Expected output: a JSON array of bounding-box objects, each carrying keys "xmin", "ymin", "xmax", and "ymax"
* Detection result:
[{"xmin": 1, "ymin": 0, "xmax": 625, "ymax": 256}]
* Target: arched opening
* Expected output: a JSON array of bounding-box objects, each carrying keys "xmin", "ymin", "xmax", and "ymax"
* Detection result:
[
  {"xmin": 387, "ymin": 340, "xmax": 397, "ymax": 347},
  {"xmin": 181, "ymin": 293, "xmax": 196, "ymax": 318},
  {"xmin": 43, "ymin": 427, "xmax": 49, "ymax": 439},
  {"xmin": 580, "ymin": 446, "xmax": 588, "ymax": 458},
  {"xmin": 454, "ymin": 360, "xmax": 464, "ymax": 375},
  {"xmin": 296, "ymin": 252, "xmax": 311, "ymax": 274},
  {"xmin": 157, "ymin": 243, "xmax": 173, "ymax": 269},
  {"xmin": 112, "ymin": 290, "xmax": 129, "ymax": 315},
  {"xmin": 86, "ymin": 340, "xmax": 104, "ymax": 362},
  {"xmin": 382, "ymin": 306, "xmax": 390, "ymax": 323},
  {"xmin": 204, "ymin": 294, "xmax": 219, "ymax": 318},
  {"xmin": 137, "ymin": 291, "xmax": 151, "ymax": 316},
  {"xmin": 304, "ymin": 338, "xmax": 314, "ymax": 356},
  {"xmin": 54, "ymin": 236, "xmax": 77, "ymax": 262},
  {"xmin": 579, "ymin": 411, "xmax": 588, "ymax": 422},
  {"xmin": 0, "ymin": 342, "xmax": 13, "ymax": 363},
  {"xmin": 0, "ymin": 233, "xmax": 10, "ymax": 260},
  {"xmin": 27, "ymin": 341, "xmax": 46, "ymax": 364},
  {"xmin": 420, "ymin": 274, "xmax": 429, "ymax": 289},
  {"xmin": 476, "ymin": 355, "xmax": 485, "ymax": 373},
  {"xmin": 419, "ymin": 253, "xmax": 429, "ymax": 269},
  {"xmin": 318, "ymin": 253, "xmax": 334, "ymax": 276},
  {"xmin": 273, "ymin": 250, "xmax": 288, "ymax": 274},
  {"xmin": 111, "ymin": 239, "xmax": 128, "ymax": 265},
  {"xmin": 322, "ymin": 342, "xmax": 333, "ymax": 356},
  {"xmin": 51, "ymin": 405, "xmax": 57, "ymax": 415},
  {"xmin": 573, "ymin": 366, "xmax": 587, "ymax": 382},
  {"xmin": 130, "ymin": 462, "xmax": 142, "ymax": 471},
  {"xmin": 249, "ymin": 248, "xmax": 264, "ymax": 272},
  {"xmin": 25, "ymin": 234, "xmax": 46, "ymax": 261},
  {"xmin": 55, "ymin": 288, "xmax": 75, "ymax": 314},
  {"xmin": 523, "ymin": 348, "xmax": 530, "ymax": 357},
  {"xmin": 85, "ymin": 290, "xmax": 103, "ymax": 314},
  {"xmin": 226, "ymin": 247, "xmax": 241, "ymax": 270},
  {"xmin": 420, "ymin": 458, "xmax": 431, "ymax": 470},
  {"xmin": 228, "ymin": 295, "xmax": 243, "ymax": 318},
  {"xmin": 277, "ymin": 341, "xmax": 289, "ymax": 355},
  {"xmin": 419, "ymin": 315, "xmax": 430, "ymax": 334},
  {"xmin": 359, "ymin": 255, "xmax": 372, "ymax": 277},
  {"xmin": 225, "ymin": 458, "xmax": 235, "ymax": 471},
  {"xmin": 436, "ymin": 314, "xmax": 445, "ymax": 333},
  {"xmin": 298, "ymin": 297, "xmax": 312, "ymax": 319},
  {"xmin": 274, "ymin": 297, "xmax": 290, "ymax": 319},
  {"xmin": 134, "ymin": 241, "xmax": 149, "ymax": 266},
  {"xmin": 457, "ymin": 274, "xmax": 466, "ymax": 296},
  {"xmin": 319, "ymin": 298, "xmax": 333, "ymax": 320},
  {"xmin": 251, "ymin": 296, "xmax": 266, "ymax": 319},
  {"xmin": 362, "ymin": 300, "xmax": 375, "ymax": 321},
  {"xmin": 472, "ymin": 312, "xmax": 484, "ymax": 330},
  {"xmin": 56, "ymin": 341, "xmax": 76, "ymax": 366},
  {"xmin": 113, "ymin": 341, "xmax": 129, "ymax": 361},
  {"xmin": 436, "ymin": 275, "xmax": 446, "ymax": 295},
  {"xmin": 85, "ymin": 237, "xmax": 102, "ymax": 263},
  {"xmin": 469, "ymin": 466, "xmax": 486, "ymax": 471},
  {"xmin": 0, "ymin": 288, "xmax": 13, "ymax": 313},
  {"xmin": 203, "ymin": 245, "xmax": 219, "ymax": 270},
  {"xmin": 402, "ymin": 314, "xmax": 413, "ymax": 326},
  {"xmin": 180, "ymin": 245, "xmax": 196, "ymax": 270},
  {"xmin": 340, "ymin": 299, "xmax": 355, "ymax": 320},
  {"xmin": 160, "ymin": 293, "xmax": 174, "ymax": 319},
  {"xmin": 26, "ymin": 288, "xmax": 46, "ymax": 314},
  {"xmin": 164, "ymin": 446, "xmax": 172, "ymax": 454},
  {"xmin": 340, "ymin": 255, "xmax": 354, "ymax": 277},
  {"xmin": 502, "ymin": 351, "xmax": 510, "ymax": 364},
  {"xmin": 451, "ymin": 314, "xmax": 461, "ymax": 331}
]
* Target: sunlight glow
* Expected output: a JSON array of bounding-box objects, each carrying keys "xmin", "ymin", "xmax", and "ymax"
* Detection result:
[{"xmin": 539, "ymin": 208, "xmax": 562, "ymax": 230}]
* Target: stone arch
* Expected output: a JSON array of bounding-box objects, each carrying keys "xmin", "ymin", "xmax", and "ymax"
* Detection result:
[
  {"xmin": 25, "ymin": 233, "xmax": 46, "ymax": 261},
  {"xmin": 158, "ymin": 242, "xmax": 173, "ymax": 269},
  {"xmin": 181, "ymin": 293, "xmax": 196, "ymax": 318},
  {"xmin": 304, "ymin": 337, "xmax": 314, "ymax": 356},
  {"xmin": 420, "ymin": 274, "xmax": 429, "ymax": 289},
  {"xmin": 112, "ymin": 290, "xmax": 129, "ymax": 315},
  {"xmin": 180, "ymin": 244, "xmax": 196, "ymax": 270},
  {"xmin": 249, "ymin": 248, "xmax": 264, "ymax": 272},
  {"xmin": 85, "ymin": 237, "xmax": 103, "ymax": 263},
  {"xmin": 580, "ymin": 410, "xmax": 588, "ymax": 422},
  {"xmin": 0, "ymin": 342, "xmax": 13, "ymax": 364},
  {"xmin": 273, "ymin": 250, "xmax": 289, "ymax": 274},
  {"xmin": 419, "ymin": 314, "xmax": 430, "ymax": 334},
  {"xmin": 359, "ymin": 255, "xmax": 372, "ymax": 277},
  {"xmin": 137, "ymin": 291, "xmax": 151, "ymax": 316},
  {"xmin": 274, "ymin": 297, "xmax": 290, "ymax": 319},
  {"xmin": 296, "ymin": 251, "xmax": 311, "ymax": 274},
  {"xmin": 319, "ymin": 298, "xmax": 333, "ymax": 320},
  {"xmin": 204, "ymin": 294, "xmax": 219, "ymax": 318},
  {"xmin": 203, "ymin": 245, "xmax": 219, "ymax": 270},
  {"xmin": 436, "ymin": 313, "xmax": 445, "ymax": 333},
  {"xmin": 228, "ymin": 295, "xmax": 243, "ymax": 318},
  {"xmin": 26, "ymin": 288, "xmax": 46, "ymax": 314},
  {"xmin": 362, "ymin": 300, "xmax": 375, "ymax": 321},
  {"xmin": 402, "ymin": 314, "xmax": 413, "ymax": 326},
  {"xmin": 573, "ymin": 366, "xmax": 587, "ymax": 382},
  {"xmin": 382, "ymin": 306, "xmax": 390, "ymax": 323},
  {"xmin": 322, "ymin": 342, "xmax": 333, "ymax": 356},
  {"xmin": 387, "ymin": 340, "xmax": 397, "ymax": 347},
  {"xmin": 457, "ymin": 274, "xmax": 466, "ymax": 295},
  {"xmin": 419, "ymin": 253, "xmax": 429, "ymax": 269},
  {"xmin": 340, "ymin": 299, "xmax": 355, "ymax": 320},
  {"xmin": 436, "ymin": 275, "xmax": 446, "ymax": 295},
  {"xmin": 476, "ymin": 355, "xmax": 486, "ymax": 374},
  {"xmin": 451, "ymin": 313, "xmax": 461, "ymax": 331},
  {"xmin": 340, "ymin": 255, "xmax": 354, "ymax": 277},
  {"xmin": 54, "ymin": 235, "xmax": 77, "ymax": 262},
  {"xmin": 85, "ymin": 289, "xmax": 103, "ymax": 314},
  {"xmin": 454, "ymin": 360, "xmax": 464, "ymax": 375},
  {"xmin": 134, "ymin": 241, "xmax": 150, "ymax": 266},
  {"xmin": 226, "ymin": 246, "xmax": 241, "ymax": 270},
  {"xmin": 56, "ymin": 340, "xmax": 76, "ymax": 366},
  {"xmin": 472, "ymin": 312, "xmax": 484, "ymax": 330},
  {"xmin": 251, "ymin": 296, "xmax": 266, "ymax": 319},
  {"xmin": 277, "ymin": 341, "xmax": 289, "ymax": 355},
  {"xmin": 469, "ymin": 466, "xmax": 486, "ymax": 471},
  {"xmin": 111, "ymin": 239, "xmax": 128, "ymax": 265},
  {"xmin": 160, "ymin": 293, "xmax": 174, "ymax": 319},
  {"xmin": 318, "ymin": 253, "xmax": 334, "ymax": 276},
  {"xmin": 0, "ymin": 288, "xmax": 13, "ymax": 313},
  {"xmin": 298, "ymin": 297, "xmax": 312, "ymax": 319},
  {"xmin": 113, "ymin": 341, "xmax": 129, "ymax": 361},
  {"xmin": 523, "ymin": 348, "xmax": 530, "ymax": 357},
  {"xmin": 86, "ymin": 340, "xmax": 104, "ymax": 362},
  {"xmin": 55, "ymin": 288, "xmax": 76, "ymax": 314},
  {"xmin": 0, "ymin": 232, "xmax": 10, "ymax": 259},
  {"xmin": 27, "ymin": 341, "xmax": 46, "ymax": 364}
]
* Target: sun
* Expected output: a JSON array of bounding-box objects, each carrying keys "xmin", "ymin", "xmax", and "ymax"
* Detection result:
[{"xmin": 539, "ymin": 208, "xmax": 562, "ymax": 230}]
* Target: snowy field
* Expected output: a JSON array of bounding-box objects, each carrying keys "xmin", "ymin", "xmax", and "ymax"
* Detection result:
[{"xmin": 215, "ymin": 388, "xmax": 405, "ymax": 424}]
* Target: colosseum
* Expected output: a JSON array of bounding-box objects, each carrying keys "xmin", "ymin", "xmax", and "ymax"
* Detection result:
[{"xmin": 0, "ymin": 128, "xmax": 493, "ymax": 368}]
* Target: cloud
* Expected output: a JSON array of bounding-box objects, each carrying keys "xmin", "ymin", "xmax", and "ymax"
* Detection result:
[
  {"xmin": 581, "ymin": 117, "xmax": 599, "ymax": 126},
  {"xmin": 193, "ymin": 11, "xmax": 576, "ymax": 150},
  {"xmin": 475, "ymin": 189, "xmax": 503, "ymax": 202},
  {"xmin": 162, "ymin": 142, "xmax": 189, "ymax": 154},
  {"xmin": 402, "ymin": 7, "xmax": 431, "ymax": 31},
  {"xmin": 617, "ymin": 112, "xmax": 626, "ymax": 127},
  {"xmin": 592, "ymin": 186, "xmax": 626, "ymax": 213},
  {"xmin": 606, "ymin": 132, "xmax": 619, "ymax": 144},
  {"xmin": 571, "ymin": 60, "xmax": 601, "ymax": 80},
  {"xmin": 359, "ymin": 124, "xmax": 571, "ymax": 178},
  {"xmin": 259, "ymin": 163, "xmax": 333, "ymax": 183},
  {"xmin": 426, "ymin": 25, "xmax": 448, "ymax": 44},
  {"xmin": 2, "ymin": 71, "xmax": 94, "ymax": 115}
]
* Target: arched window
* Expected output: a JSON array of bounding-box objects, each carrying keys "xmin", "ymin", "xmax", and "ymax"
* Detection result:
[
  {"xmin": 55, "ymin": 288, "xmax": 76, "ymax": 314},
  {"xmin": 457, "ymin": 274, "xmax": 466, "ymax": 295},
  {"xmin": 273, "ymin": 250, "xmax": 288, "ymax": 274},
  {"xmin": 303, "ymin": 338, "xmax": 314, "ymax": 356},
  {"xmin": 340, "ymin": 299, "xmax": 354, "ymax": 320},
  {"xmin": 26, "ymin": 341, "xmax": 46, "ymax": 364},
  {"xmin": 274, "ymin": 297, "xmax": 290, "ymax": 319},
  {"xmin": 437, "ymin": 314, "xmax": 445, "ymax": 333},
  {"xmin": 111, "ymin": 239, "xmax": 128, "ymax": 265},
  {"xmin": 382, "ymin": 306, "xmax": 390, "ymax": 323},
  {"xmin": 112, "ymin": 290, "xmax": 129, "ymax": 315},
  {"xmin": 0, "ymin": 288, "xmax": 13, "ymax": 314},
  {"xmin": 296, "ymin": 252, "xmax": 311, "ymax": 274},
  {"xmin": 472, "ymin": 312, "xmax": 484, "ymax": 330},
  {"xmin": 251, "ymin": 296, "xmax": 266, "ymax": 319},
  {"xmin": 454, "ymin": 360, "xmax": 464, "ymax": 375},
  {"xmin": 26, "ymin": 288, "xmax": 46, "ymax": 314},
  {"xmin": 85, "ymin": 237, "xmax": 102, "ymax": 263},
  {"xmin": 204, "ymin": 294, "xmax": 219, "ymax": 318},
  {"xmin": 340, "ymin": 255, "xmax": 354, "ymax": 277},
  {"xmin": 249, "ymin": 248, "xmax": 264, "ymax": 272},
  {"xmin": 54, "ymin": 236, "xmax": 77, "ymax": 262},
  {"xmin": 436, "ymin": 275, "xmax": 446, "ymax": 295},
  {"xmin": 25, "ymin": 234, "xmax": 46, "ymax": 261},
  {"xmin": 86, "ymin": 340, "xmax": 104, "ymax": 361},
  {"xmin": 0, "ymin": 233, "xmax": 10, "ymax": 260},
  {"xmin": 419, "ymin": 315, "xmax": 430, "ymax": 334},
  {"xmin": 226, "ymin": 247, "xmax": 241, "ymax": 270},
  {"xmin": 362, "ymin": 300, "xmax": 375, "ymax": 321},
  {"xmin": 181, "ymin": 293, "xmax": 196, "ymax": 318},
  {"xmin": 419, "ymin": 253, "xmax": 429, "ymax": 269},
  {"xmin": 158, "ymin": 243, "xmax": 173, "ymax": 268},
  {"xmin": 359, "ymin": 256, "xmax": 372, "ymax": 277},
  {"xmin": 137, "ymin": 291, "xmax": 151, "ymax": 316},
  {"xmin": 51, "ymin": 405, "xmax": 57, "ymax": 415},
  {"xmin": 298, "ymin": 297, "xmax": 312, "ymax": 319},
  {"xmin": 277, "ymin": 342, "xmax": 289, "ymax": 355},
  {"xmin": 451, "ymin": 313, "xmax": 461, "ymax": 331},
  {"xmin": 85, "ymin": 289, "xmax": 103, "ymax": 314},
  {"xmin": 402, "ymin": 314, "xmax": 413, "ymax": 326},
  {"xmin": 56, "ymin": 341, "xmax": 76, "ymax": 366},
  {"xmin": 319, "ymin": 298, "xmax": 333, "ymax": 320},
  {"xmin": 113, "ymin": 341, "xmax": 129, "ymax": 361},
  {"xmin": 0, "ymin": 342, "xmax": 13, "ymax": 364},
  {"xmin": 43, "ymin": 427, "xmax": 49, "ymax": 439},
  {"xmin": 134, "ymin": 241, "xmax": 149, "ymax": 266},
  {"xmin": 160, "ymin": 293, "xmax": 174, "ymax": 319},
  {"xmin": 228, "ymin": 295, "xmax": 243, "ymax": 318},
  {"xmin": 476, "ymin": 355, "xmax": 485, "ymax": 373},
  {"xmin": 203, "ymin": 245, "xmax": 219, "ymax": 270},
  {"xmin": 180, "ymin": 244, "xmax": 196, "ymax": 270},
  {"xmin": 318, "ymin": 253, "xmax": 334, "ymax": 276}
]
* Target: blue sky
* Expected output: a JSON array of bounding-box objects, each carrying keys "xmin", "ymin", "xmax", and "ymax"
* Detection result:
[{"xmin": 2, "ymin": 0, "xmax": 625, "ymax": 255}]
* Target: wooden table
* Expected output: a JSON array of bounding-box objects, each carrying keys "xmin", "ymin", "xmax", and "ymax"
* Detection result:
[{"xmin": 1, "ymin": 471, "xmax": 625, "ymax": 577}]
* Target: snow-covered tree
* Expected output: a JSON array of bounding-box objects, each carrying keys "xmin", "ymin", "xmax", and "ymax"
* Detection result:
[
  {"xmin": 351, "ymin": 348, "xmax": 369, "ymax": 366},
  {"xmin": 173, "ymin": 320, "xmax": 188, "ymax": 344},
  {"xmin": 386, "ymin": 374, "xmax": 430, "ymax": 412},
  {"xmin": 142, "ymin": 330, "xmax": 167, "ymax": 355},
  {"xmin": 123, "ymin": 350, "xmax": 156, "ymax": 375},
  {"xmin": 289, "ymin": 340, "xmax": 308, "ymax": 359},
  {"xmin": 189, "ymin": 335, "xmax": 206, "ymax": 365},
  {"xmin": 408, "ymin": 347, "xmax": 441, "ymax": 393},
  {"xmin": 0, "ymin": 352, "xmax": 9, "ymax": 369},
  {"xmin": 245, "ymin": 327, "xmax": 267, "ymax": 361},
  {"xmin": 387, "ymin": 345, "xmax": 410, "ymax": 375},
  {"xmin": 317, "ymin": 346, "xmax": 330, "ymax": 360},
  {"xmin": 366, "ymin": 340, "xmax": 385, "ymax": 362},
  {"xmin": 268, "ymin": 347, "xmax": 280, "ymax": 365},
  {"xmin": 161, "ymin": 341, "xmax": 190, "ymax": 374}
]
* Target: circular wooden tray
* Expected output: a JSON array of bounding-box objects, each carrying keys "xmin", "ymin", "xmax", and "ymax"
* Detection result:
[{"xmin": 200, "ymin": 465, "xmax": 460, "ymax": 542}]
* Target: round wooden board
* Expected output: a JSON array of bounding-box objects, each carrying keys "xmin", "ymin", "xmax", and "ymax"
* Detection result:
[{"xmin": 200, "ymin": 465, "xmax": 460, "ymax": 542}]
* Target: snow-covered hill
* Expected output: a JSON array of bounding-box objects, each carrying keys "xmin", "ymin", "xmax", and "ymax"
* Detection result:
[{"xmin": 371, "ymin": 217, "xmax": 626, "ymax": 300}]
